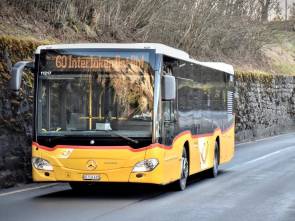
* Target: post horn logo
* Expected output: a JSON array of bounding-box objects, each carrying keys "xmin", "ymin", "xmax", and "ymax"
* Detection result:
[{"xmin": 86, "ymin": 160, "xmax": 97, "ymax": 170}]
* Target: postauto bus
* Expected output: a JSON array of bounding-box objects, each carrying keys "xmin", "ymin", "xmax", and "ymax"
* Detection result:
[{"xmin": 10, "ymin": 43, "xmax": 235, "ymax": 191}]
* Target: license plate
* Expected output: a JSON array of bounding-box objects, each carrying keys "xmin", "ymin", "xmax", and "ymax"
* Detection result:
[{"xmin": 83, "ymin": 174, "xmax": 100, "ymax": 180}]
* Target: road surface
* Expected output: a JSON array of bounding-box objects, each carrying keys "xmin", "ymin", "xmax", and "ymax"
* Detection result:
[{"xmin": 1, "ymin": 133, "xmax": 295, "ymax": 221}]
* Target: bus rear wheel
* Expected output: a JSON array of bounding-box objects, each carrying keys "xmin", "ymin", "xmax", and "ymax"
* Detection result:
[
  {"xmin": 207, "ymin": 141, "xmax": 219, "ymax": 178},
  {"xmin": 173, "ymin": 147, "xmax": 189, "ymax": 191}
]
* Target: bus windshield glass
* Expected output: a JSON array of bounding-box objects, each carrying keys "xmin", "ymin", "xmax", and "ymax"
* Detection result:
[{"xmin": 37, "ymin": 49, "xmax": 155, "ymax": 138}]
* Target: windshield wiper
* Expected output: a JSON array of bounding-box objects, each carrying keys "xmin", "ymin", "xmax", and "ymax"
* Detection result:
[
  {"xmin": 101, "ymin": 130, "xmax": 139, "ymax": 144},
  {"xmin": 40, "ymin": 130, "xmax": 139, "ymax": 144}
]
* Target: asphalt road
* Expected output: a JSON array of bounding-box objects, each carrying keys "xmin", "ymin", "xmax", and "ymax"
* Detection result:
[{"xmin": 1, "ymin": 133, "xmax": 295, "ymax": 221}]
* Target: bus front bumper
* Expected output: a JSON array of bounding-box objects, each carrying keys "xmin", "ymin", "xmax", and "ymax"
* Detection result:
[
  {"xmin": 32, "ymin": 142, "xmax": 169, "ymax": 185},
  {"xmin": 32, "ymin": 164, "xmax": 164, "ymax": 184}
]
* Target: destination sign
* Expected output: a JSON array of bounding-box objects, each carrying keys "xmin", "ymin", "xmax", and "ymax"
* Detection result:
[{"xmin": 53, "ymin": 55, "xmax": 146, "ymax": 71}]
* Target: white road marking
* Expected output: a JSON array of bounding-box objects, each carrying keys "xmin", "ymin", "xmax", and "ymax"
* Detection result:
[
  {"xmin": 0, "ymin": 183, "xmax": 58, "ymax": 197},
  {"xmin": 229, "ymin": 145, "xmax": 295, "ymax": 170},
  {"xmin": 236, "ymin": 132, "xmax": 295, "ymax": 147}
]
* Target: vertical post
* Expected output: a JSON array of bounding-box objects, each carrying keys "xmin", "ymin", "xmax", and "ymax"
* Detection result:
[
  {"xmin": 285, "ymin": 0, "xmax": 288, "ymax": 21},
  {"xmin": 285, "ymin": 0, "xmax": 288, "ymax": 31},
  {"xmin": 46, "ymin": 81, "xmax": 51, "ymax": 130},
  {"xmin": 99, "ymin": 90, "xmax": 103, "ymax": 120},
  {"xmin": 60, "ymin": 83, "xmax": 67, "ymax": 130},
  {"xmin": 89, "ymin": 75, "xmax": 92, "ymax": 130}
]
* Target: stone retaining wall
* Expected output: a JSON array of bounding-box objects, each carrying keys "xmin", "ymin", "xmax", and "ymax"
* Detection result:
[{"xmin": 235, "ymin": 72, "xmax": 295, "ymax": 142}]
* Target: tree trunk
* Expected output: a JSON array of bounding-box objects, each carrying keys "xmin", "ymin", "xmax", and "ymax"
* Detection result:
[
  {"xmin": 261, "ymin": 6, "xmax": 269, "ymax": 21},
  {"xmin": 260, "ymin": 0, "xmax": 271, "ymax": 22}
]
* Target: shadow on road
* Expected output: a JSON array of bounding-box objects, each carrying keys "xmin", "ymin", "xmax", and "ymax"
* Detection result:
[
  {"xmin": 34, "ymin": 183, "xmax": 166, "ymax": 201},
  {"xmin": 33, "ymin": 169, "xmax": 230, "ymax": 201},
  {"xmin": 187, "ymin": 169, "xmax": 230, "ymax": 186}
]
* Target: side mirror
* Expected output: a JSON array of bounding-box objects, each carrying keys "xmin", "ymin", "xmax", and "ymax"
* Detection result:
[
  {"xmin": 9, "ymin": 61, "xmax": 34, "ymax": 95},
  {"xmin": 162, "ymin": 75, "xmax": 176, "ymax": 101}
]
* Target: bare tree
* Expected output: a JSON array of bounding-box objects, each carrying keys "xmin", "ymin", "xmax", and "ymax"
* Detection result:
[
  {"xmin": 290, "ymin": 3, "xmax": 295, "ymax": 20},
  {"xmin": 2, "ymin": 0, "xmax": 275, "ymax": 63},
  {"xmin": 258, "ymin": 0, "xmax": 280, "ymax": 21}
]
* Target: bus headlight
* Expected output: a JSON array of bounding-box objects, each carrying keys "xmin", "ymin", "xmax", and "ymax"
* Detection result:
[
  {"xmin": 32, "ymin": 157, "xmax": 53, "ymax": 171},
  {"xmin": 132, "ymin": 159, "xmax": 159, "ymax": 172}
]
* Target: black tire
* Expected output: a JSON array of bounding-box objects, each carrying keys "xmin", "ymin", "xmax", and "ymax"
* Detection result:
[
  {"xmin": 207, "ymin": 141, "xmax": 219, "ymax": 178},
  {"xmin": 172, "ymin": 147, "xmax": 189, "ymax": 191}
]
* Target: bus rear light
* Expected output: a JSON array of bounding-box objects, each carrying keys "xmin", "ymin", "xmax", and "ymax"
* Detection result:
[
  {"xmin": 32, "ymin": 157, "xmax": 53, "ymax": 171},
  {"xmin": 132, "ymin": 159, "xmax": 159, "ymax": 172}
]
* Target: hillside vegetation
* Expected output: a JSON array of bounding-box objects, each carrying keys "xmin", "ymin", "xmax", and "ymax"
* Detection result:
[{"xmin": 0, "ymin": 0, "xmax": 294, "ymax": 75}]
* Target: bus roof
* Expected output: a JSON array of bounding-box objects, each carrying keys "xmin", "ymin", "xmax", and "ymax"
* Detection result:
[{"xmin": 36, "ymin": 43, "xmax": 234, "ymax": 75}]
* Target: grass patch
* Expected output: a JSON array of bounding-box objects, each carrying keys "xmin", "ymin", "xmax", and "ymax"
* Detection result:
[
  {"xmin": 261, "ymin": 29, "xmax": 295, "ymax": 76},
  {"xmin": 273, "ymin": 63, "xmax": 295, "ymax": 76},
  {"xmin": 235, "ymin": 70, "xmax": 275, "ymax": 86}
]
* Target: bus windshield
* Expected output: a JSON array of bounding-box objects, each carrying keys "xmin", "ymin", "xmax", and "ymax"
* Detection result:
[{"xmin": 37, "ymin": 49, "xmax": 155, "ymax": 138}]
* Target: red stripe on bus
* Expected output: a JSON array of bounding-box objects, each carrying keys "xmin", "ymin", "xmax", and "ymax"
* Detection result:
[{"xmin": 34, "ymin": 123, "xmax": 234, "ymax": 152}]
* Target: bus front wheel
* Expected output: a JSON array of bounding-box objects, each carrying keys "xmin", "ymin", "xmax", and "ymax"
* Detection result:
[{"xmin": 173, "ymin": 147, "xmax": 189, "ymax": 191}]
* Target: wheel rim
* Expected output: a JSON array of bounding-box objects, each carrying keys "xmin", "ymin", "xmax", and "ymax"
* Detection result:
[{"xmin": 180, "ymin": 149, "xmax": 189, "ymax": 189}]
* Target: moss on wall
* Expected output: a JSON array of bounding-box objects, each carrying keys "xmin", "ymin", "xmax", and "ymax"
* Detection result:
[
  {"xmin": 0, "ymin": 35, "xmax": 50, "ymax": 86},
  {"xmin": 235, "ymin": 70, "xmax": 274, "ymax": 86},
  {"xmin": 0, "ymin": 35, "xmax": 48, "ymax": 188},
  {"xmin": 235, "ymin": 70, "xmax": 295, "ymax": 141}
]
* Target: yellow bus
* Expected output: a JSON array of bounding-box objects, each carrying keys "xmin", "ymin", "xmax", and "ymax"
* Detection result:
[{"xmin": 10, "ymin": 43, "xmax": 235, "ymax": 190}]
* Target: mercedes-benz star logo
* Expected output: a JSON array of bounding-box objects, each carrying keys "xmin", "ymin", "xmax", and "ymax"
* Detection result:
[{"xmin": 86, "ymin": 160, "xmax": 97, "ymax": 170}]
